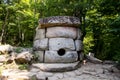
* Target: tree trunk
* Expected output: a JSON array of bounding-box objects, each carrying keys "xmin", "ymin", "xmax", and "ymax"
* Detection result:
[{"xmin": 0, "ymin": 8, "xmax": 9, "ymax": 44}]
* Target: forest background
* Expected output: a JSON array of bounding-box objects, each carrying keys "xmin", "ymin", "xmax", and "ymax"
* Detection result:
[{"xmin": 0, "ymin": 0, "xmax": 120, "ymax": 62}]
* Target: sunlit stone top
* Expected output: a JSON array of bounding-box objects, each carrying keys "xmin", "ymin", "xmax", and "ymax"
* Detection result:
[{"xmin": 38, "ymin": 16, "xmax": 80, "ymax": 28}]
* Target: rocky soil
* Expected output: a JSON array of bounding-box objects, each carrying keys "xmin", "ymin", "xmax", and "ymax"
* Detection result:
[{"xmin": 0, "ymin": 61, "xmax": 120, "ymax": 80}]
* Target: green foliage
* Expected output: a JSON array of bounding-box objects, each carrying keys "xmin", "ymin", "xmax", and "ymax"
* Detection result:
[{"xmin": 18, "ymin": 64, "xmax": 29, "ymax": 70}]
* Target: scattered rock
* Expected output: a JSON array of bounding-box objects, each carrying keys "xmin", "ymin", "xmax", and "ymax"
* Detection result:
[
  {"xmin": 0, "ymin": 44, "xmax": 13, "ymax": 54},
  {"xmin": 86, "ymin": 55, "xmax": 102, "ymax": 64},
  {"xmin": 0, "ymin": 55, "xmax": 7, "ymax": 63},
  {"xmin": 103, "ymin": 60, "xmax": 116, "ymax": 64},
  {"xmin": 15, "ymin": 51, "xmax": 33, "ymax": 64}
]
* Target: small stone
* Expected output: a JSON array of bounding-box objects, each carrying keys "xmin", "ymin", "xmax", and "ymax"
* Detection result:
[
  {"xmin": 74, "ymin": 70, "xmax": 82, "ymax": 76},
  {"xmin": 48, "ymin": 76, "xmax": 59, "ymax": 80},
  {"xmin": 30, "ymin": 67, "xmax": 40, "ymax": 73},
  {"xmin": 34, "ymin": 28, "xmax": 45, "ymax": 40},
  {"xmin": 46, "ymin": 27, "xmax": 77, "ymax": 39},
  {"xmin": 44, "ymin": 51, "xmax": 78, "ymax": 63},
  {"xmin": 49, "ymin": 38, "xmax": 75, "ymax": 51},
  {"xmin": 37, "ymin": 72, "xmax": 53, "ymax": 77},
  {"xmin": 33, "ymin": 38, "xmax": 48, "ymax": 50},
  {"xmin": 64, "ymin": 71, "xmax": 76, "ymax": 77},
  {"xmin": 53, "ymin": 73, "xmax": 64, "ymax": 79}
]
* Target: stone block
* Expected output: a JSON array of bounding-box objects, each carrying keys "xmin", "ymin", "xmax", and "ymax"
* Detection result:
[
  {"xmin": 33, "ymin": 38, "xmax": 48, "ymax": 50},
  {"xmin": 32, "ymin": 61, "xmax": 80, "ymax": 72},
  {"xmin": 77, "ymin": 28, "xmax": 82, "ymax": 39},
  {"xmin": 38, "ymin": 16, "xmax": 80, "ymax": 28},
  {"xmin": 44, "ymin": 51, "xmax": 78, "ymax": 63},
  {"xmin": 46, "ymin": 27, "xmax": 77, "ymax": 39},
  {"xmin": 75, "ymin": 40, "xmax": 83, "ymax": 51},
  {"xmin": 49, "ymin": 38, "xmax": 75, "ymax": 51},
  {"xmin": 34, "ymin": 51, "xmax": 44, "ymax": 62},
  {"xmin": 34, "ymin": 28, "xmax": 45, "ymax": 40}
]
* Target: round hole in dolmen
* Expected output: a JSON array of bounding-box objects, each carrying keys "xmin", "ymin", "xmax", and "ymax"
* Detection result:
[{"xmin": 57, "ymin": 49, "xmax": 66, "ymax": 56}]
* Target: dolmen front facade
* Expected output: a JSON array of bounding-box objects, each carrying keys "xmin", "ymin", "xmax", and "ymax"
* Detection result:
[{"xmin": 33, "ymin": 16, "xmax": 84, "ymax": 72}]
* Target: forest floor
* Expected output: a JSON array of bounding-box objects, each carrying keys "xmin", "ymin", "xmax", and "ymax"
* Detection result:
[{"xmin": 0, "ymin": 61, "xmax": 120, "ymax": 80}]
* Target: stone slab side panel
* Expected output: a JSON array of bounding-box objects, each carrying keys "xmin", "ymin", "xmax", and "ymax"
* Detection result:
[
  {"xmin": 75, "ymin": 40, "xmax": 83, "ymax": 51},
  {"xmin": 34, "ymin": 28, "xmax": 45, "ymax": 40},
  {"xmin": 46, "ymin": 27, "xmax": 77, "ymax": 39},
  {"xmin": 49, "ymin": 38, "xmax": 75, "ymax": 51},
  {"xmin": 33, "ymin": 38, "xmax": 48, "ymax": 50},
  {"xmin": 38, "ymin": 16, "xmax": 80, "ymax": 28},
  {"xmin": 77, "ymin": 28, "xmax": 82, "ymax": 39},
  {"xmin": 34, "ymin": 51, "xmax": 44, "ymax": 62},
  {"xmin": 44, "ymin": 51, "xmax": 78, "ymax": 63}
]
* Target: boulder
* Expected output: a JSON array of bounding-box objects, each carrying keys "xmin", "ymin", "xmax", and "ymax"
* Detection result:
[
  {"xmin": 86, "ymin": 54, "xmax": 102, "ymax": 64},
  {"xmin": 46, "ymin": 27, "xmax": 77, "ymax": 39},
  {"xmin": 38, "ymin": 16, "xmax": 80, "ymax": 28},
  {"xmin": 44, "ymin": 51, "xmax": 78, "ymax": 63},
  {"xmin": 0, "ymin": 55, "xmax": 7, "ymax": 63},
  {"xmin": 34, "ymin": 28, "xmax": 45, "ymax": 40},
  {"xmin": 0, "ymin": 44, "xmax": 13, "ymax": 54},
  {"xmin": 15, "ymin": 51, "xmax": 33, "ymax": 64},
  {"xmin": 33, "ymin": 38, "xmax": 48, "ymax": 50},
  {"xmin": 49, "ymin": 38, "xmax": 75, "ymax": 51},
  {"xmin": 75, "ymin": 40, "xmax": 83, "ymax": 51},
  {"xmin": 7, "ymin": 52, "xmax": 17, "ymax": 63}
]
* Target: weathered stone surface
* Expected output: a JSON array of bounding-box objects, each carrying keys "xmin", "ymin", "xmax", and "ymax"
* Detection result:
[
  {"xmin": 49, "ymin": 38, "xmax": 75, "ymax": 51},
  {"xmin": 46, "ymin": 27, "xmax": 77, "ymax": 39},
  {"xmin": 38, "ymin": 16, "xmax": 80, "ymax": 28},
  {"xmin": 44, "ymin": 51, "xmax": 78, "ymax": 63},
  {"xmin": 79, "ymin": 52, "xmax": 84, "ymax": 61},
  {"xmin": 33, "ymin": 38, "xmax": 48, "ymax": 50},
  {"xmin": 15, "ymin": 51, "xmax": 33, "ymax": 64},
  {"xmin": 32, "ymin": 61, "xmax": 80, "ymax": 72},
  {"xmin": 77, "ymin": 28, "xmax": 82, "ymax": 39},
  {"xmin": 34, "ymin": 51, "xmax": 44, "ymax": 62},
  {"xmin": 75, "ymin": 40, "xmax": 83, "ymax": 51},
  {"xmin": 0, "ymin": 44, "xmax": 13, "ymax": 54},
  {"xmin": 86, "ymin": 55, "xmax": 102, "ymax": 64},
  {"xmin": 0, "ymin": 55, "xmax": 7, "ymax": 63},
  {"xmin": 34, "ymin": 28, "xmax": 45, "ymax": 40}
]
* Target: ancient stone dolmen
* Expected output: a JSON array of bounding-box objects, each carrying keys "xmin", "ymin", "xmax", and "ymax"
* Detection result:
[{"xmin": 33, "ymin": 16, "xmax": 84, "ymax": 72}]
